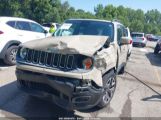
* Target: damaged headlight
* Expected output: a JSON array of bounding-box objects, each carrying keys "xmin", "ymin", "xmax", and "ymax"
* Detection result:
[
  {"xmin": 82, "ymin": 58, "xmax": 93, "ymax": 70},
  {"xmin": 20, "ymin": 47, "xmax": 27, "ymax": 59}
]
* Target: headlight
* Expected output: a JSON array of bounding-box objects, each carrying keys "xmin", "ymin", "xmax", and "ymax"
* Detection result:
[
  {"xmin": 20, "ymin": 48, "xmax": 27, "ymax": 59},
  {"xmin": 82, "ymin": 58, "xmax": 93, "ymax": 70}
]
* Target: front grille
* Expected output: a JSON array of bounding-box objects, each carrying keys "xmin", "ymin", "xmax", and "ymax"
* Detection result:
[{"xmin": 23, "ymin": 48, "xmax": 75, "ymax": 70}]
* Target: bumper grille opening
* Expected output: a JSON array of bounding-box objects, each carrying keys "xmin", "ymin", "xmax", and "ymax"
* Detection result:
[{"xmin": 18, "ymin": 80, "xmax": 61, "ymax": 97}]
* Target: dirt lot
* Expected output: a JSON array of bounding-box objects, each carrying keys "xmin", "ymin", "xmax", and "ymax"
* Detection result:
[{"xmin": 0, "ymin": 41, "xmax": 161, "ymax": 119}]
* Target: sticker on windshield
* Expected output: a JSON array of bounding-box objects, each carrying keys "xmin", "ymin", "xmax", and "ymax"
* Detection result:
[{"xmin": 60, "ymin": 23, "xmax": 72, "ymax": 29}]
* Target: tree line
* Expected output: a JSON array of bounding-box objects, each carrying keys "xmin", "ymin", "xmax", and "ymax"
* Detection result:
[{"xmin": 0, "ymin": 0, "xmax": 161, "ymax": 35}]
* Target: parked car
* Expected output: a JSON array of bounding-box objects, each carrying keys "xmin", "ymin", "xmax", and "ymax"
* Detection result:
[
  {"xmin": 145, "ymin": 34, "xmax": 153, "ymax": 41},
  {"xmin": 125, "ymin": 27, "xmax": 133, "ymax": 57},
  {"xmin": 131, "ymin": 32, "xmax": 147, "ymax": 47},
  {"xmin": 16, "ymin": 19, "xmax": 130, "ymax": 110},
  {"xmin": 147, "ymin": 34, "xmax": 159, "ymax": 41},
  {"xmin": 0, "ymin": 17, "xmax": 51, "ymax": 65},
  {"xmin": 154, "ymin": 39, "xmax": 161, "ymax": 54}
]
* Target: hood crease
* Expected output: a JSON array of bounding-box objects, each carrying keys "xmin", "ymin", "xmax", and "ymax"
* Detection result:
[{"xmin": 22, "ymin": 35, "xmax": 109, "ymax": 57}]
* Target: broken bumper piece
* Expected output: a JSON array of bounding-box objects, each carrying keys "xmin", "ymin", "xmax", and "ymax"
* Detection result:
[{"xmin": 16, "ymin": 69, "xmax": 103, "ymax": 110}]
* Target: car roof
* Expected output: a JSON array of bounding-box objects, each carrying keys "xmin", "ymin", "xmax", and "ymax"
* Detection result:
[
  {"xmin": 66, "ymin": 18, "xmax": 123, "ymax": 25},
  {"xmin": 0, "ymin": 16, "xmax": 37, "ymax": 23}
]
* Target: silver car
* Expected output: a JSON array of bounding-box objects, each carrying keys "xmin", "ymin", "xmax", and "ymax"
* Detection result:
[{"xmin": 131, "ymin": 32, "xmax": 147, "ymax": 47}]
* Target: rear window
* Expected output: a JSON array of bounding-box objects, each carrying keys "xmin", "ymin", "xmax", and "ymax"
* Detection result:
[
  {"xmin": 6, "ymin": 21, "xmax": 16, "ymax": 28},
  {"xmin": 131, "ymin": 33, "xmax": 144, "ymax": 37},
  {"xmin": 42, "ymin": 23, "xmax": 51, "ymax": 27}
]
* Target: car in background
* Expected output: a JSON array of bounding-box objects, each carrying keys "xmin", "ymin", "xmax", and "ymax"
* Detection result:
[
  {"xmin": 0, "ymin": 17, "xmax": 50, "ymax": 65},
  {"xmin": 146, "ymin": 34, "xmax": 159, "ymax": 41},
  {"xmin": 131, "ymin": 32, "xmax": 147, "ymax": 47},
  {"xmin": 125, "ymin": 27, "xmax": 133, "ymax": 57},
  {"xmin": 42, "ymin": 22, "xmax": 61, "ymax": 30},
  {"xmin": 154, "ymin": 38, "xmax": 161, "ymax": 54}
]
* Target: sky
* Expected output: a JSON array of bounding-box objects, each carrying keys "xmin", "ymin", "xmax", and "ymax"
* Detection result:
[{"xmin": 61, "ymin": 0, "xmax": 161, "ymax": 13}]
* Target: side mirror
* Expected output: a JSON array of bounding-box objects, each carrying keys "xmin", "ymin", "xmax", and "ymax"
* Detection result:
[
  {"xmin": 44, "ymin": 30, "xmax": 48, "ymax": 34},
  {"xmin": 121, "ymin": 37, "xmax": 130, "ymax": 45}
]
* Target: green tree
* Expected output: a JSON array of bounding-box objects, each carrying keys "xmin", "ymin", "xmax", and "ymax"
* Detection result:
[
  {"xmin": 0, "ymin": 0, "xmax": 23, "ymax": 17},
  {"xmin": 94, "ymin": 4, "xmax": 104, "ymax": 18},
  {"xmin": 130, "ymin": 20, "xmax": 144, "ymax": 32}
]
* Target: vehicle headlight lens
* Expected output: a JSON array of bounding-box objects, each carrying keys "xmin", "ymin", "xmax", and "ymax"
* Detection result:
[
  {"xmin": 82, "ymin": 58, "xmax": 93, "ymax": 70},
  {"xmin": 20, "ymin": 48, "xmax": 27, "ymax": 59}
]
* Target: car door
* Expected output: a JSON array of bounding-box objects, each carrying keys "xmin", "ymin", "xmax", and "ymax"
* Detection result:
[
  {"xmin": 15, "ymin": 21, "xmax": 36, "ymax": 43},
  {"xmin": 30, "ymin": 22, "xmax": 49, "ymax": 39},
  {"xmin": 117, "ymin": 25, "xmax": 128, "ymax": 69}
]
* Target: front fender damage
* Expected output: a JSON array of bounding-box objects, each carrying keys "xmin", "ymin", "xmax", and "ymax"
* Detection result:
[
  {"xmin": 88, "ymin": 45, "xmax": 116, "ymax": 87},
  {"xmin": 20, "ymin": 35, "xmax": 116, "ymax": 88}
]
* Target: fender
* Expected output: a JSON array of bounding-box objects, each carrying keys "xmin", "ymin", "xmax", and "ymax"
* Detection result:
[{"xmin": 0, "ymin": 40, "xmax": 21, "ymax": 59}]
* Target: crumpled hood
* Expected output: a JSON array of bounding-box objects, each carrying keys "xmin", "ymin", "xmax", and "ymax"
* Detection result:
[{"xmin": 22, "ymin": 35, "xmax": 109, "ymax": 57}]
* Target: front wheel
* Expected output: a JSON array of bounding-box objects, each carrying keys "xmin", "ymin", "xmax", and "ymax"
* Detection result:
[
  {"xmin": 97, "ymin": 70, "xmax": 116, "ymax": 108},
  {"xmin": 4, "ymin": 46, "xmax": 18, "ymax": 65}
]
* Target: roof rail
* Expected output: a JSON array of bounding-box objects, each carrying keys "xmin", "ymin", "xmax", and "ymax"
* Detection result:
[{"xmin": 112, "ymin": 19, "xmax": 121, "ymax": 23}]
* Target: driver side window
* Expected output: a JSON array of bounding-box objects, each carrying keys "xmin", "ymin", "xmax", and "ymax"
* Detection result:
[
  {"xmin": 30, "ymin": 22, "xmax": 45, "ymax": 33},
  {"xmin": 117, "ymin": 25, "xmax": 126, "ymax": 45}
]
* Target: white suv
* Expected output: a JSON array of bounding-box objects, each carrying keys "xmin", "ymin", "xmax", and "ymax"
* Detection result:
[
  {"xmin": 0, "ymin": 17, "xmax": 50, "ymax": 65},
  {"xmin": 16, "ymin": 19, "xmax": 130, "ymax": 110}
]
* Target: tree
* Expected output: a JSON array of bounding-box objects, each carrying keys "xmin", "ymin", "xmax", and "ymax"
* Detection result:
[
  {"xmin": 94, "ymin": 4, "xmax": 104, "ymax": 18},
  {"xmin": 144, "ymin": 23, "xmax": 152, "ymax": 34},
  {"xmin": 1, "ymin": 0, "xmax": 161, "ymax": 35},
  {"xmin": 130, "ymin": 20, "xmax": 144, "ymax": 32},
  {"xmin": 0, "ymin": 0, "xmax": 23, "ymax": 17}
]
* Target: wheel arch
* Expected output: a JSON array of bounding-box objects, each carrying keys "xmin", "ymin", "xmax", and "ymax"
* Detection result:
[
  {"xmin": 0, "ymin": 40, "xmax": 21, "ymax": 59},
  {"xmin": 103, "ymin": 67, "xmax": 116, "ymax": 77}
]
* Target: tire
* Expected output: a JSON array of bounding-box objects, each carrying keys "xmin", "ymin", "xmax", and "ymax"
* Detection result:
[
  {"xmin": 97, "ymin": 70, "xmax": 116, "ymax": 108},
  {"xmin": 119, "ymin": 65, "xmax": 125, "ymax": 74},
  {"xmin": 141, "ymin": 43, "xmax": 145, "ymax": 47},
  {"xmin": 127, "ymin": 52, "xmax": 131, "ymax": 60},
  {"xmin": 154, "ymin": 44, "xmax": 160, "ymax": 54},
  {"xmin": 4, "ymin": 45, "xmax": 18, "ymax": 65},
  {"xmin": 119, "ymin": 55, "xmax": 128, "ymax": 74}
]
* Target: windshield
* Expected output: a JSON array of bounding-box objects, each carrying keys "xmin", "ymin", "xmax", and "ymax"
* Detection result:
[
  {"xmin": 131, "ymin": 33, "xmax": 144, "ymax": 38},
  {"xmin": 54, "ymin": 20, "xmax": 114, "ymax": 41}
]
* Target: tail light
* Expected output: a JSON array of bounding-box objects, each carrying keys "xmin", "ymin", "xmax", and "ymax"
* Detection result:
[
  {"xmin": 142, "ymin": 37, "xmax": 144, "ymax": 40},
  {"xmin": 130, "ymin": 40, "xmax": 133, "ymax": 44},
  {"xmin": 0, "ymin": 31, "xmax": 3, "ymax": 35}
]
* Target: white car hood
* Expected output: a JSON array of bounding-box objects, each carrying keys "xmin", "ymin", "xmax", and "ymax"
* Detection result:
[{"xmin": 22, "ymin": 35, "xmax": 109, "ymax": 57}]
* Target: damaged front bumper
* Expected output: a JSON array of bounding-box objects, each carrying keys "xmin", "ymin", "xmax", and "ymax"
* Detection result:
[{"xmin": 16, "ymin": 69, "xmax": 103, "ymax": 110}]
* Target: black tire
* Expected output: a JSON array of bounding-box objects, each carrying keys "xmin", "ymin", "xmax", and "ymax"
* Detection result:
[
  {"xmin": 97, "ymin": 70, "xmax": 116, "ymax": 108},
  {"xmin": 141, "ymin": 44, "xmax": 146, "ymax": 47},
  {"xmin": 119, "ymin": 65, "xmax": 125, "ymax": 74},
  {"xmin": 154, "ymin": 44, "xmax": 160, "ymax": 54},
  {"xmin": 119, "ymin": 54, "xmax": 128, "ymax": 74},
  {"xmin": 127, "ymin": 52, "xmax": 131, "ymax": 60},
  {"xmin": 4, "ymin": 46, "xmax": 18, "ymax": 65}
]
